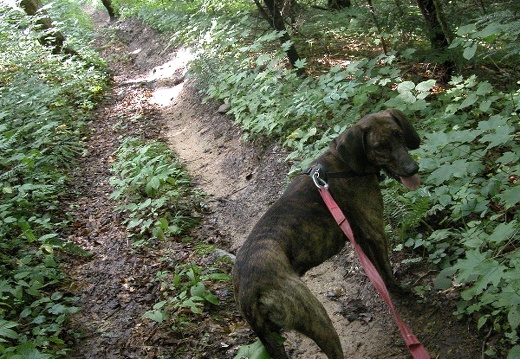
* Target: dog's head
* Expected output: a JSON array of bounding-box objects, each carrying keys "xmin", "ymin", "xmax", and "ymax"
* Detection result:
[{"xmin": 331, "ymin": 109, "xmax": 421, "ymax": 190}]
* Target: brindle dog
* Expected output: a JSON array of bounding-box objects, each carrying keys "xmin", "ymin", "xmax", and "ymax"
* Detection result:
[{"xmin": 233, "ymin": 109, "xmax": 421, "ymax": 359}]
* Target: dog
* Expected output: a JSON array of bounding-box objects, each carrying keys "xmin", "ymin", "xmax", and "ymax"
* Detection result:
[{"xmin": 233, "ymin": 109, "xmax": 421, "ymax": 359}]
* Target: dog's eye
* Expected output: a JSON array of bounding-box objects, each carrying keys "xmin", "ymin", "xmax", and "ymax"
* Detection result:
[{"xmin": 373, "ymin": 142, "xmax": 387, "ymax": 151}]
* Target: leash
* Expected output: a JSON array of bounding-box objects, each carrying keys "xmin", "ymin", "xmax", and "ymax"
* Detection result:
[{"xmin": 309, "ymin": 166, "xmax": 430, "ymax": 359}]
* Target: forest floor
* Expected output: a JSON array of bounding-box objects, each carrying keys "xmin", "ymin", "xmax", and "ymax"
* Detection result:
[{"xmin": 61, "ymin": 7, "xmax": 486, "ymax": 359}]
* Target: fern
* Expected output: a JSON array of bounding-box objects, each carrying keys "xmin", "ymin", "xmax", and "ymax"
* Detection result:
[
  {"xmin": 0, "ymin": 128, "xmax": 22, "ymax": 152},
  {"xmin": 0, "ymin": 163, "xmax": 26, "ymax": 181}
]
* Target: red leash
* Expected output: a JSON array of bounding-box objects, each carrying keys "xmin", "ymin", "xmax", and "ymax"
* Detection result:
[{"xmin": 313, "ymin": 172, "xmax": 430, "ymax": 359}]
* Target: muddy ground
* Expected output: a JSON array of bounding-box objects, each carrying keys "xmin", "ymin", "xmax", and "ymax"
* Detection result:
[{"xmin": 62, "ymin": 8, "xmax": 485, "ymax": 359}]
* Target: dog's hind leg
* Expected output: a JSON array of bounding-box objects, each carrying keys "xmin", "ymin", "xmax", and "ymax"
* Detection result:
[
  {"xmin": 262, "ymin": 278, "xmax": 344, "ymax": 359},
  {"xmin": 293, "ymin": 291, "xmax": 344, "ymax": 359}
]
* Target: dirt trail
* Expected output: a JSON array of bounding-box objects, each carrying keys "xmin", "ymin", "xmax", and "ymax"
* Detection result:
[{"xmin": 63, "ymin": 8, "xmax": 483, "ymax": 359}]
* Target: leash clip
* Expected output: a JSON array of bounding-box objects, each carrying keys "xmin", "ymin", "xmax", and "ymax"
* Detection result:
[{"xmin": 310, "ymin": 165, "xmax": 329, "ymax": 189}]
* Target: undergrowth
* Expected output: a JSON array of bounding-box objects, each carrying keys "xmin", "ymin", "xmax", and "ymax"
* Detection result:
[
  {"xmin": 0, "ymin": 3, "xmax": 107, "ymax": 358},
  {"xmin": 143, "ymin": 261, "xmax": 230, "ymax": 331},
  {"xmin": 108, "ymin": 138, "xmax": 205, "ymax": 245}
]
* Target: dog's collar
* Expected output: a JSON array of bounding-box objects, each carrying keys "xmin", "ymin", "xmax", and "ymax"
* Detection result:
[{"xmin": 301, "ymin": 163, "xmax": 386, "ymax": 183}]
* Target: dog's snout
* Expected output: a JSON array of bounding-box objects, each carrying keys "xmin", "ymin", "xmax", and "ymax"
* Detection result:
[{"xmin": 405, "ymin": 160, "xmax": 419, "ymax": 175}]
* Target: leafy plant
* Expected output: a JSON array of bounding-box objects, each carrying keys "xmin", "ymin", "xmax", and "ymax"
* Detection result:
[
  {"xmin": 233, "ymin": 339, "xmax": 271, "ymax": 359},
  {"xmin": 144, "ymin": 263, "xmax": 230, "ymax": 327},
  {"xmin": 109, "ymin": 138, "xmax": 205, "ymax": 243}
]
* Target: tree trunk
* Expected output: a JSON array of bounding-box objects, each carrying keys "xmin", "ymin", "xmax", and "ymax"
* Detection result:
[
  {"xmin": 101, "ymin": 0, "xmax": 117, "ymax": 21},
  {"xmin": 255, "ymin": 0, "xmax": 305, "ymax": 76},
  {"xmin": 366, "ymin": 0, "xmax": 388, "ymax": 54},
  {"xmin": 415, "ymin": 0, "xmax": 455, "ymax": 82},
  {"xmin": 415, "ymin": 0, "xmax": 451, "ymax": 49},
  {"xmin": 20, "ymin": 0, "xmax": 77, "ymax": 55}
]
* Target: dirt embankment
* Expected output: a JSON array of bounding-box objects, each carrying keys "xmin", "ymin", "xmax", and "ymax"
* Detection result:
[{"xmin": 63, "ymin": 8, "xmax": 483, "ymax": 359}]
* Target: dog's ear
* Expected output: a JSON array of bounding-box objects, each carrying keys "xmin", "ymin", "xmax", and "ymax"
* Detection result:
[
  {"xmin": 331, "ymin": 125, "xmax": 367, "ymax": 173},
  {"xmin": 387, "ymin": 109, "xmax": 421, "ymax": 149}
]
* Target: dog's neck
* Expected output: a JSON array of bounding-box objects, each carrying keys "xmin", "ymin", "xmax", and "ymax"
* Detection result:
[{"xmin": 322, "ymin": 149, "xmax": 380, "ymax": 176}]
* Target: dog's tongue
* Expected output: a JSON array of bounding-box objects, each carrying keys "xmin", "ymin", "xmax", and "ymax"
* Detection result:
[{"xmin": 400, "ymin": 174, "xmax": 421, "ymax": 191}]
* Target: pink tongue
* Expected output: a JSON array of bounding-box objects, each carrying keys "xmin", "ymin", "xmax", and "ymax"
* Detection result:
[{"xmin": 400, "ymin": 174, "xmax": 421, "ymax": 191}]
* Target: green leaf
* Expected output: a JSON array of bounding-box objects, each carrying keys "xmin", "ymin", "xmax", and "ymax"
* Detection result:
[
  {"xmin": 137, "ymin": 198, "xmax": 152, "ymax": 210},
  {"xmin": 463, "ymin": 43, "xmax": 477, "ymax": 60},
  {"xmin": 457, "ymin": 24, "xmax": 476, "ymax": 36},
  {"xmin": 498, "ymin": 187, "xmax": 520, "ymax": 209},
  {"xmin": 415, "ymin": 79, "xmax": 436, "ymax": 92},
  {"xmin": 190, "ymin": 282, "xmax": 206, "ymax": 298},
  {"xmin": 507, "ymin": 345, "xmax": 520, "ymax": 359},
  {"xmin": 488, "ymin": 221, "xmax": 517, "ymax": 244},
  {"xmin": 478, "ymin": 115, "xmax": 508, "ymax": 131},
  {"xmin": 256, "ymin": 54, "xmax": 271, "ymax": 66},
  {"xmin": 474, "ymin": 23, "xmax": 501, "ymax": 40},
  {"xmin": 294, "ymin": 58, "xmax": 307, "ymax": 69},
  {"xmin": 204, "ymin": 292, "xmax": 219, "ymax": 305},
  {"xmin": 396, "ymin": 91, "xmax": 416, "ymax": 104},
  {"xmin": 453, "ymin": 249, "xmax": 488, "ymax": 283},
  {"xmin": 434, "ymin": 267, "xmax": 456, "ymax": 290},
  {"xmin": 206, "ymin": 273, "xmax": 230, "ymax": 281},
  {"xmin": 449, "ymin": 129, "xmax": 479, "ymax": 143},
  {"xmin": 0, "ymin": 320, "xmax": 19, "ymax": 339},
  {"xmin": 476, "ymin": 81, "xmax": 493, "ymax": 95},
  {"xmin": 153, "ymin": 300, "xmax": 167, "ymax": 310},
  {"xmin": 234, "ymin": 340, "xmax": 272, "ymax": 359},
  {"xmin": 477, "ymin": 315, "xmax": 488, "ymax": 330},
  {"xmin": 427, "ymin": 159, "xmax": 469, "ymax": 185},
  {"xmin": 12, "ymin": 342, "xmax": 51, "ymax": 359},
  {"xmin": 480, "ymin": 125, "xmax": 514, "ymax": 148},
  {"xmin": 458, "ymin": 93, "xmax": 478, "ymax": 109},
  {"xmin": 473, "ymin": 264, "xmax": 506, "ymax": 295},
  {"xmin": 397, "ymin": 81, "xmax": 415, "ymax": 93},
  {"xmin": 145, "ymin": 176, "xmax": 160, "ymax": 196},
  {"xmin": 143, "ymin": 309, "xmax": 166, "ymax": 323},
  {"xmin": 18, "ymin": 218, "xmax": 37, "ymax": 242},
  {"xmin": 508, "ymin": 306, "xmax": 520, "ymax": 331},
  {"xmin": 498, "ymin": 151, "xmax": 519, "ymax": 165},
  {"xmin": 127, "ymin": 218, "xmax": 143, "ymax": 229}
]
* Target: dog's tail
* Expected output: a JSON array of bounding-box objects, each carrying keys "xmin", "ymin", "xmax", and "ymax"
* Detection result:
[{"xmin": 238, "ymin": 273, "xmax": 344, "ymax": 359}]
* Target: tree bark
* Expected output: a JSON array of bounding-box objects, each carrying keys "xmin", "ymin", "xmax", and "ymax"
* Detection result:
[{"xmin": 20, "ymin": 0, "xmax": 77, "ymax": 55}]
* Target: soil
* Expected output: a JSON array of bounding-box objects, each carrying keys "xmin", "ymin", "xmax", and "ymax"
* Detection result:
[{"xmin": 62, "ymin": 7, "xmax": 485, "ymax": 359}]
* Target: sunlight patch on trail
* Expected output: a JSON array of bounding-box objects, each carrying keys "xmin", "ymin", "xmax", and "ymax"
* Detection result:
[
  {"xmin": 150, "ymin": 84, "xmax": 185, "ymax": 107},
  {"xmin": 148, "ymin": 47, "xmax": 194, "ymax": 107},
  {"xmin": 147, "ymin": 47, "xmax": 193, "ymax": 81}
]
